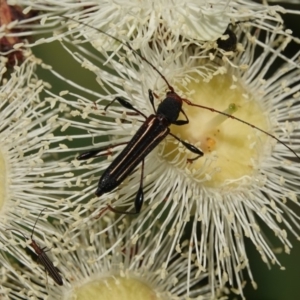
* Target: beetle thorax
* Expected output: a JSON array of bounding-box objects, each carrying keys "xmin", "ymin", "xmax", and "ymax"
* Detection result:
[{"xmin": 156, "ymin": 92, "xmax": 182, "ymax": 123}]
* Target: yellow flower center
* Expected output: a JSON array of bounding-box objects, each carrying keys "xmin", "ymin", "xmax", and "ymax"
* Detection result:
[
  {"xmin": 165, "ymin": 73, "xmax": 270, "ymax": 189},
  {"xmin": 68, "ymin": 276, "xmax": 161, "ymax": 300}
]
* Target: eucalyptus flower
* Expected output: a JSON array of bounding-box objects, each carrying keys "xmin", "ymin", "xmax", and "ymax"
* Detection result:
[
  {"xmin": 0, "ymin": 54, "xmax": 82, "ymax": 254},
  {"xmin": 8, "ymin": 0, "xmax": 298, "ymax": 52},
  {"xmin": 46, "ymin": 18, "xmax": 300, "ymax": 298},
  {"xmin": 4, "ymin": 213, "xmax": 218, "ymax": 300},
  {"xmin": 3, "ymin": 0, "xmax": 300, "ymax": 298}
]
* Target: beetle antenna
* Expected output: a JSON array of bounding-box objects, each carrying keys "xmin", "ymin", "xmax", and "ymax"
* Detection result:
[
  {"xmin": 184, "ymin": 99, "xmax": 300, "ymax": 160},
  {"xmin": 61, "ymin": 15, "xmax": 174, "ymax": 92},
  {"xmin": 31, "ymin": 208, "xmax": 48, "ymax": 239},
  {"xmin": 5, "ymin": 228, "xmax": 27, "ymax": 241}
]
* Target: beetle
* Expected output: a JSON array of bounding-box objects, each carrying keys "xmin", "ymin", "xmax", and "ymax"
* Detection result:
[
  {"xmin": 62, "ymin": 16, "xmax": 300, "ymax": 214},
  {"xmin": 77, "ymin": 89, "xmax": 204, "ymax": 214},
  {"xmin": 6, "ymin": 208, "xmax": 63, "ymax": 286}
]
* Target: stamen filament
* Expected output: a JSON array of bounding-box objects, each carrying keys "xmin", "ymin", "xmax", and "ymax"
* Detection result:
[{"xmin": 205, "ymin": 103, "xmax": 238, "ymax": 131}]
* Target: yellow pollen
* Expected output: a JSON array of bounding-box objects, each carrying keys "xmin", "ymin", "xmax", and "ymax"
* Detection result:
[{"xmin": 203, "ymin": 136, "xmax": 216, "ymax": 152}]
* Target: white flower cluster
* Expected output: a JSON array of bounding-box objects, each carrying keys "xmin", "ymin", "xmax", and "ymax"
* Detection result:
[{"xmin": 1, "ymin": 0, "xmax": 300, "ymax": 299}]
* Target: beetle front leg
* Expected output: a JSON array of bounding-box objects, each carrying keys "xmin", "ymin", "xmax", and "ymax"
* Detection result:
[
  {"xmin": 148, "ymin": 89, "xmax": 157, "ymax": 113},
  {"xmin": 173, "ymin": 108, "xmax": 189, "ymax": 126},
  {"xmin": 105, "ymin": 97, "xmax": 147, "ymax": 119}
]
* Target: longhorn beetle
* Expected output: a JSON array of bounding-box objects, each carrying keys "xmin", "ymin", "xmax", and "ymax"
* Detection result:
[
  {"xmin": 6, "ymin": 208, "xmax": 63, "ymax": 286},
  {"xmin": 62, "ymin": 16, "xmax": 300, "ymax": 215}
]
